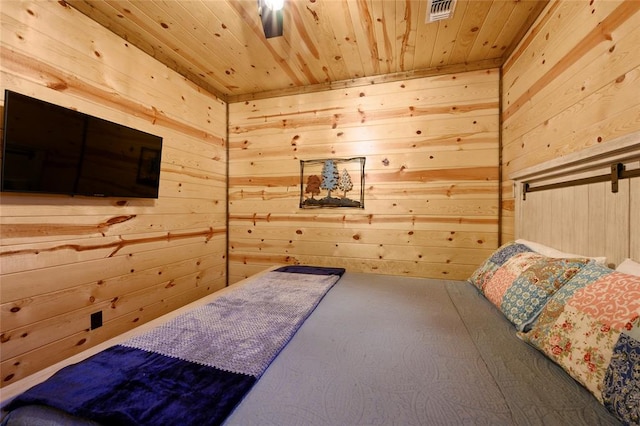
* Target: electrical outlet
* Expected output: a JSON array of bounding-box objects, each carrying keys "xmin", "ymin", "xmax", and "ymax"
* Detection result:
[{"xmin": 90, "ymin": 311, "xmax": 103, "ymax": 330}]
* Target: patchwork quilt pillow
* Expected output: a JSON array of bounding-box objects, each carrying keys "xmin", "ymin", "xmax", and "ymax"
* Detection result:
[
  {"xmin": 520, "ymin": 263, "xmax": 640, "ymax": 425},
  {"xmin": 483, "ymin": 254, "xmax": 591, "ymax": 331},
  {"xmin": 468, "ymin": 241, "xmax": 533, "ymax": 292},
  {"xmin": 515, "ymin": 239, "xmax": 607, "ymax": 265}
]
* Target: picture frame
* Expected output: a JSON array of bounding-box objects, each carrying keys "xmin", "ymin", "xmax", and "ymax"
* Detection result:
[{"xmin": 299, "ymin": 157, "xmax": 365, "ymax": 209}]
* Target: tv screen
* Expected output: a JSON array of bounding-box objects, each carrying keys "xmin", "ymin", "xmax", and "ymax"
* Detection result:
[{"xmin": 1, "ymin": 90, "xmax": 163, "ymax": 198}]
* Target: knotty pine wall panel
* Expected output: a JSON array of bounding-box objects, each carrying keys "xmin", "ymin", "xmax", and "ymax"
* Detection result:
[
  {"xmin": 501, "ymin": 0, "xmax": 640, "ymax": 242},
  {"xmin": 229, "ymin": 69, "xmax": 499, "ymax": 283},
  {"xmin": 0, "ymin": 1, "xmax": 227, "ymax": 386}
]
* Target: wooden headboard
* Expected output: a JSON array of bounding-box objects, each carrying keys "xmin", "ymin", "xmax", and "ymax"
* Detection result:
[{"xmin": 510, "ymin": 131, "xmax": 640, "ymax": 267}]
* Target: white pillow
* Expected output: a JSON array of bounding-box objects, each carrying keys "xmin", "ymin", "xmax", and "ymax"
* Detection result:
[
  {"xmin": 515, "ymin": 239, "xmax": 607, "ymax": 265},
  {"xmin": 616, "ymin": 258, "xmax": 640, "ymax": 276}
]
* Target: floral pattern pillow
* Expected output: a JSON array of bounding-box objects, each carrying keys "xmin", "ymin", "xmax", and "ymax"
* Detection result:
[
  {"xmin": 468, "ymin": 241, "xmax": 533, "ymax": 292},
  {"xmin": 483, "ymin": 254, "xmax": 591, "ymax": 331},
  {"xmin": 520, "ymin": 263, "xmax": 640, "ymax": 424},
  {"xmin": 604, "ymin": 316, "xmax": 640, "ymax": 425},
  {"xmin": 483, "ymin": 252, "xmax": 545, "ymax": 306}
]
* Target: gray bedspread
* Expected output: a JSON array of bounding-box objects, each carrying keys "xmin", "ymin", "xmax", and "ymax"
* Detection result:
[{"xmin": 225, "ymin": 272, "xmax": 619, "ymax": 425}]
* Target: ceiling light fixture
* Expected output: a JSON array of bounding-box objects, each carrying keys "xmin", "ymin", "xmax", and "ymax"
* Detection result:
[
  {"xmin": 258, "ymin": 0, "xmax": 284, "ymax": 38},
  {"xmin": 264, "ymin": 0, "xmax": 284, "ymax": 11}
]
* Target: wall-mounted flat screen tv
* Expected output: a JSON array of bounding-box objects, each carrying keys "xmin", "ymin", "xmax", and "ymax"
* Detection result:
[{"xmin": 1, "ymin": 90, "xmax": 163, "ymax": 198}]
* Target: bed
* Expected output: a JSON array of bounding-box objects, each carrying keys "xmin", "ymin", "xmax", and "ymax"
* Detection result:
[
  {"xmin": 0, "ymin": 269, "xmax": 627, "ymax": 426},
  {"xmin": 1, "ymin": 133, "xmax": 639, "ymax": 425}
]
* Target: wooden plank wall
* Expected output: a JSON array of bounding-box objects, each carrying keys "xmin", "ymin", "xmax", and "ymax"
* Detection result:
[
  {"xmin": 0, "ymin": 1, "xmax": 227, "ymax": 386},
  {"xmin": 228, "ymin": 69, "xmax": 499, "ymax": 283},
  {"xmin": 501, "ymin": 0, "xmax": 640, "ymax": 242}
]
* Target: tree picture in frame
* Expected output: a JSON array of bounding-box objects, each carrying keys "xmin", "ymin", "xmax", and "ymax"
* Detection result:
[{"xmin": 300, "ymin": 157, "xmax": 365, "ymax": 209}]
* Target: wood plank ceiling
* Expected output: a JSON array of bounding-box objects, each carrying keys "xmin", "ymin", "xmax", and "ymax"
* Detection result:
[{"xmin": 68, "ymin": 0, "xmax": 548, "ymax": 102}]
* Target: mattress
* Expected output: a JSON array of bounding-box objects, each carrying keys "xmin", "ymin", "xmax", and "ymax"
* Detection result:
[
  {"xmin": 1, "ymin": 272, "xmax": 620, "ymax": 425},
  {"xmin": 225, "ymin": 272, "xmax": 619, "ymax": 425}
]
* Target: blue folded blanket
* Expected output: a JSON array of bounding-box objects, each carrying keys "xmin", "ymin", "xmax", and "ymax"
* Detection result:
[{"xmin": 4, "ymin": 266, "xmax": 345, "ymax": 425}]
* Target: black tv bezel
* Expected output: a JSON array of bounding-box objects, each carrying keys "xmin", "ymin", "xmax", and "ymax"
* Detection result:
[{"xmin": 1, "ymin": 90, "xmax": 163, "ymax": 199}]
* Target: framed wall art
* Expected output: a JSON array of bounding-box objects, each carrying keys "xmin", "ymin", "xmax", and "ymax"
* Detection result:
[{"xmin": 299, "ymin": 157, "xmax": 365, "ymax": 209}]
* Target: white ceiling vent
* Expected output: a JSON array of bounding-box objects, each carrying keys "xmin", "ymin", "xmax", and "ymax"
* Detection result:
[{"xmin": 426, "ymin": 0, "xmax": 457, "ymax": 23}]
